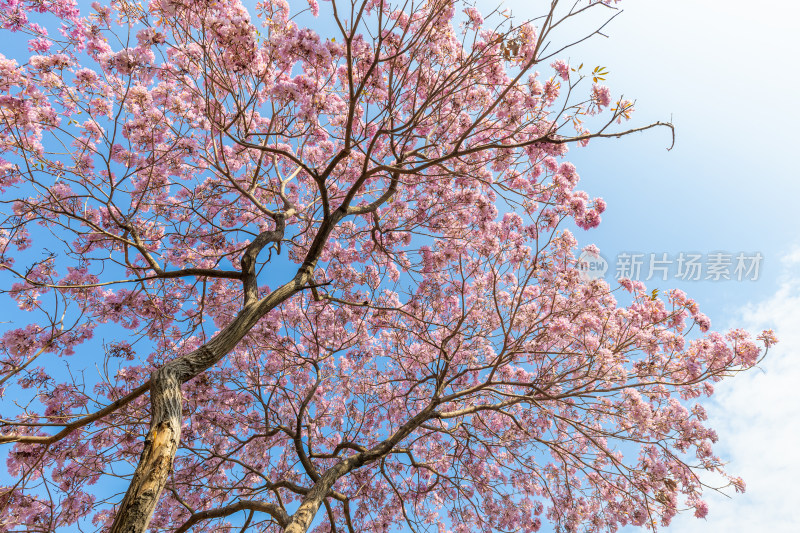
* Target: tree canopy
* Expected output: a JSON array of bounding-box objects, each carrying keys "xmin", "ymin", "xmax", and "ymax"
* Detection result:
[{"xmin": 0, "ymin": 0, "xmax": 776, "ymax": 531}]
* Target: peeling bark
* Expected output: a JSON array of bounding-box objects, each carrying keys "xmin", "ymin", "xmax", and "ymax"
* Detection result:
[
  {"xmin": 109, "ymin": 272, "xmax": 308, "ymax": 532},
  {"xmin": 109, "ymin": 369, "xmax": 181, "ymax": 532}
]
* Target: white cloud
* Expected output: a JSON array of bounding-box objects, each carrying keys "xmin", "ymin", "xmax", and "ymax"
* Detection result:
[{"xmin": 663, "ymin": 249, "xmax": 800, "ymax": 532}]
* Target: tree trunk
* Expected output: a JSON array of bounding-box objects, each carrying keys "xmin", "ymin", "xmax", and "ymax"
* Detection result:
[
  {"xmin": 109, "ymin": 278, "xmax": 305, "ymax": 532},
  {"xmin": 109, "ymin": 368, "xmax": 182, "ymax": 532}
]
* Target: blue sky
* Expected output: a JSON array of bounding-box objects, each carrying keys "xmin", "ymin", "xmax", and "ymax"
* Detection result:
[{"xmin": 500, "ymin": 0, "xmax": 800, "ymax": 530}]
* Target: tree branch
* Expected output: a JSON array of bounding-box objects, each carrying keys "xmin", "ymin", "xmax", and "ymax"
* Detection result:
[{"xmin": 174, "ymin": 499, "xmax": 290, "ymax": 532}]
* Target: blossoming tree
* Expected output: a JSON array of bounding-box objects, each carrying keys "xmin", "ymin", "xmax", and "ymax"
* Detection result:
[{"xmin": 0, "ymin": 0, "xmax": 776, "ymax": 531}]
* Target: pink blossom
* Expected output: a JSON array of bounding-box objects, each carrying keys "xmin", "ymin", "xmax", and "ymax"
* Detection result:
[
  {"xmin": 588, "ymin": 199, "xmax": 605, "ymax": 215},
  {"xmin": 695, "ymin": 313, "xmax": 711, "ymax": 332},
  {"xmin": 592, "ymin": 84, "xmax": 612, "ymax": 108},
  {"xmin": 693, "ymin": 499, "xmax": 709, "ymax": 518},
  {"xmin": 464, "ymin": 7, "xmax": 484, "ymax": 27},
  {"xmin": 551, "ymin": 59, "xmax": 570, "ymax": 81},
  {"xmin": 757, "ymin": 328, "xmax": 778, "ymax": 348}
]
